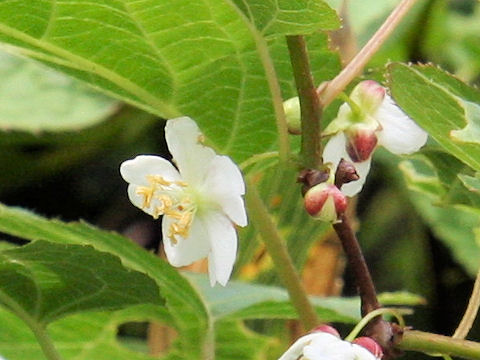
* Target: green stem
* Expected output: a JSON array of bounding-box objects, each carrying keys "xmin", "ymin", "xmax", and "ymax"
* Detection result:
[
  {"xmin": 0, "ymin": 292, "xmax": 63, "ymax": 360},
  {"xmin": 286, "ymin": 35, "xmax": 323, "ymax": 169},
  {"xmin": 226, "ymin": 1, "xmax": 291, "ymax": 163},
  {"xmin": 245, "ymin": 179, "xmax": 319, "ymax": 329},
  {"xmin": 254, "ymin": 33, "xmax": 291, "ymax": 163},
  {"xmin": 453, "ymin": 267, "xmax": 480, "ymax": 339},
  {"xmin": 345, "ymin": 307, "xmax": 410, "ymax": 342},
  {"xmin": 398, "ymin": 330, "xmax": 480, "ymax": 360},
  {"xmin": 30, "ymin": 323, "xmax": 64, "ymax": 360},
  {"xmin": 239, "ymin": 151, "xmax": 279, "ymax": 171}
]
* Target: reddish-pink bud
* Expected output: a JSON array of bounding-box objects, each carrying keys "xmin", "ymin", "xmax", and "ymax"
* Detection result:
[
  {"xmin": 346, "ymin": 126, "xmax": 378, "ymax": 162},
  {"xmin": 304, "ymin": 184, "xmax": 347, "ymax": 222},
  {"xmin": 353, "ymin": 80, "xmax": 386, "ymax": 113},
  {"xmin": 353, "ymin": 337, "xmax": 384, "ymax": 359},
  {"xmin": 310, "ymin": 325, "xmax": 340, "ymax": 338}
]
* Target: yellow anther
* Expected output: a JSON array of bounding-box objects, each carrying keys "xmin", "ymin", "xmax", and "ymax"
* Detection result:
[
  {"xmin": 152, "ymin": 206, "xmax": 162, "ymax": 219},
  {"xmin": 147, "ymin": 175, "xmax": 172, "ymax": 186},
  {"xmin": 138, "ymin": 174, "xmax": 196, "ymax": 245},
  {"xmin": 178, "ymin": 212, "xmax": 193, "ymax": 228},
  {"xmin": 174, "ymin": 180, "xmax": 188, "ymax": 187},
  {"xmin": 164, "ymin": 209, "xmax": 182, "ymax": 219},
  {"xmin": 156, "ymin": 194, "xmax": 173, "ymax": 209},
  {"xmin": 136, "ymin": 186, "xmax": 155, "ymax": 208},
  {"xmin": 168, "ymin": 227, "xmax": 178, "ymax": 244}
]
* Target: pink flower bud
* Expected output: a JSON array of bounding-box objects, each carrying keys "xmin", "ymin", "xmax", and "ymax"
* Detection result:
[
  {"xmin": 304, "ymin": 184, "xmax": 347, "ymax": 222},
  {"xmin": 353, "ymin": 337, "xmax": 384, "ymax": 359},
  {"xmin": 311, "ymin": 325, "xmax": 341, "ymax": 338},
  {"xmin": 352, "ymin": 80, "xmax": 386, "ymax": 114},
  {"xmin": 345, "ymin": 124, "xmax": 378, "ymax": 162}
]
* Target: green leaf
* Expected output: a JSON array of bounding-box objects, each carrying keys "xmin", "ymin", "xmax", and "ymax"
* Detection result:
[
  {"xmin": 0, "ymin": 50, "xmax": 117, "ymax": 132},
  {"xmin": 232, "ymin": 0, "xmax": 339, "ymax": 37},
  {"xmin": 0, "ymin": 305, "xmax": 167, "ymax": 360},
  {"xmin": 387, "ymin": 63, "xmax": 480, "ymax": 172},
  {"xmin": 0, "ymin": 0, "xmax": 338, "ymax": 162},
  {"xmin": 400, "ymin": 150, "xmax": 480, "ymax": 210},
  {"xmin": 186, "ymin": 273, "xmax": 358, "ymax": 322},
  {"xmin": 0, "ymin": 241, "xmax": 162, "ymax": 324},
  {"xmin": 0, "ymin": 305, "xmax": 272, "ymax": 360},
  {"xmin": 186, "ymin": 273, "xmax": 424, "ymax": 322},
  {"xmin": 215, "ymin": 320, "xmax": 271, "ymax": 360},
  {"xmin": 450, "ymin": 100, "xmax": 480, "ymax": 144},
  {"xmin": 459, "ymin": 173, "xmax": 480, "ymax": 193},
  {"xmin": 0, "ymin": 203, "xmax": 209, "ymax": 358},
  {"xmin": 398, "ymin": 158, "xmax": 446, "ymax": 199},
  {"xmin": 412, "ymin": 195, "xmax": 480, "ymax": 276},
  {"xmin": 399, "ymin": 160, "xmax": 480, "ymax": 276}
]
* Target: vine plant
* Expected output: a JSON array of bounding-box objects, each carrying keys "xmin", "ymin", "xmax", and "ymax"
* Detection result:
[{"xmin": 0, "ymin": 0, "xmax": 479, "ymax": 360}]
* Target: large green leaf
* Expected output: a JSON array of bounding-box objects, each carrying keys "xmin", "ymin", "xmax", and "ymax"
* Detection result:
[
  {"xmin": 0, "ymin": 241, "xmax": 162, "ymax": 324},
  {"xmin": 386, "ymin": 63, "xmax": 480, "ymax": 172},
  {"xmin": 0, "ymin": 50, "xmax": 117, "ymax": 132},
  {"xmin": 215, "ymin": 320, "xmax": 271, "ymax": 360},
  {"xmin": 0, "ymin": 305, "xmax": 169, "ymax": 360},
  {"xmin": 0, "ymin": 203, "xmax": 210, "ymax": 358},
  {"xmin": 185, "ymin": 273, "xmax": 424, "ymax": 322},
  {"xmin": 0, "ymin": 0, "xmax": 338, "ymax": 162},
  {"xmin": 232, "ymin": 0, "xmax": 339, "ymax": 37},
  {"xmin": 399, "ymin": 158, "xmax": 480, "ymax": 276},
  {"xmin": 186, "ymin": 273, "xmax": 357, "ymax": 322},
  {"xmin": 0, "ymin": 305, "xmax": 272, "ymax": 360}
]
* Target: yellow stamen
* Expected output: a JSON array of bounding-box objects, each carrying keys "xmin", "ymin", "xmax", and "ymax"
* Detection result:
[
  {"xmin": 136, "ymin": 186, "xmax": 154, "ymax": 208},
  {"xmin": 136, "ymin": 175, "xmax": 197, "ymax": 245}
]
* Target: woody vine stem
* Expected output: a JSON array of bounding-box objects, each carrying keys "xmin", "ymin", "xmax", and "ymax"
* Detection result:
[{"xmin": 282, "ymin": 0, "xmax": 480, "ymax": 359}]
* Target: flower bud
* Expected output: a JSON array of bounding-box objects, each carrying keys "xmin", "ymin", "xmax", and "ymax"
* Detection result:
[
  {"xmin": 353, "ymin": 337, "xmax": 384, "ymax": 359},
  {"xmin": 283, "ymin": 96, "xmax": 301, "ymax": 134},
  {"xmin": 304, "ymin": 183, "xmax": 347, "ymax": 222},
  {"xmin": 311, "ymin": 325, "xmax": 340, "ymax": 338},
  {"xmin": 345, "ymin": 123, "xmax": 378, "ymax": 162},
  {"xmin": 351, "ymin": 80, "xmax": 386, "ymax": 115}
]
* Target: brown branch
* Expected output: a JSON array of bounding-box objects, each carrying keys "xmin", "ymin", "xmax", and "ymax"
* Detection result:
[{"xmin": 333, "ymin": 214, "xmax": 380, "ymax": 316}]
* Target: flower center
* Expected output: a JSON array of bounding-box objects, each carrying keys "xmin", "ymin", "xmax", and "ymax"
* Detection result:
[{"xmin": 136, "ymin": 175, "xmax": 197, "ymax": 244}]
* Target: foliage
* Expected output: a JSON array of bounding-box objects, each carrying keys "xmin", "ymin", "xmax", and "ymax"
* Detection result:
[{"xmin": 0, "ymin": 0, "xmax": 479, "ymax": 359}]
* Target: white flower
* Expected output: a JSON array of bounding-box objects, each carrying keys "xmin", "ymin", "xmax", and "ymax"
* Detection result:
[
  {"xmin": 278, "ymin": 332, "xmax": 380, "ymax": 360},
  {"xmin": 323, "ymin": 81, "xmax": 428, "ymax": 197},
  {"xmin": 120, "ymin": 117, "xmax": 247, "ymax": 286}
]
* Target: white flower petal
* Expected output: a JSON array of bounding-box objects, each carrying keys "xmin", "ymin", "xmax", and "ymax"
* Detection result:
[
  {"xmin": 352, "ymin": 344, "xmax": 377, "ymax": 360},
  {"xmin": 278, "ymin": 333, "xmax": 323, "ymax": 360},
  {"xmin": 323, "ymin": 133, "xmax": 371, "ymax": 197},
  {"xmin": 120, "ymin": 155, "xmax": 180, "ymax": 185},
  {"xmin": 204, "ymin": 212, "xmax": 238, "ymax": 286},
  {"xmin": 162, "ymin": 216, "xmax": 210, "ymax": 267},
  {"xmin": 375, "ymin": 95, "xmax": 428, "ymax": 154},
  {"xmin": 323, "ymin": 132, "xmax": 349, "ymax": 168},
  {"xmin": 202, "ymin": 155, "xmax": 247, "ymax": 226},
  {"xmin": 340, "ymin": 159, "xmax": 371, "ymax": 197},
  {"xmin": 305, "ymin": 338, "xmax": 358, "ymax": 360},
  {"xmin": 216, "ymin": 195, "xmax": 248, "ymax": 227},
  {"xmin": 203, "ymin": 155, "xmax": 245, "ymax": 195},
  {"xmin": 165, "ymin": 117, "xmax": 216, "ymax": 184},
  {"xmin": 127, "ymin": 184, "xmax": 150, "ymax": 214}
]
